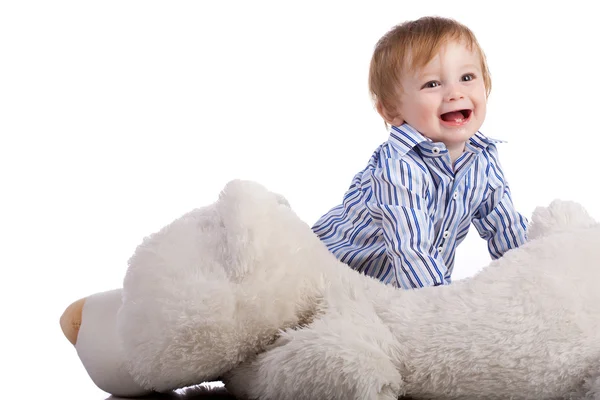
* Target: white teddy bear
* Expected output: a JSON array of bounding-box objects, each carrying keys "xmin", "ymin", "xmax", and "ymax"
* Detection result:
[{"xmin": 60, "ymin": 180, "xmax": 600, "ymax": 399}]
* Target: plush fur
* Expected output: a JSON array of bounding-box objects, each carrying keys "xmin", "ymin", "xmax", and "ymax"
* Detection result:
[{"xmin": 115, "ymin": 180, "xmax": 600, "ymax": 399}]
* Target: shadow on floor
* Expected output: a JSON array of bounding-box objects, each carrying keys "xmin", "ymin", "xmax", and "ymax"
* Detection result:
[
  {"xmin": 107, "ymin": 384, "xmax": 421, "ymax": 399},
  {"xmin": 108, "ymin": 385, "xmax": 237, "ymax": 400}
]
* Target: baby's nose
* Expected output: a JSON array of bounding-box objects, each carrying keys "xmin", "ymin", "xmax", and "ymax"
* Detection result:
[{"xmin": 444, "ymin": 90, "xmax": 464, "ymax": 102}]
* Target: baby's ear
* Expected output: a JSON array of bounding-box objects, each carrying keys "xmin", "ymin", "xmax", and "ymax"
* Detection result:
[{"xmin": 376, "ymin": 101, "xmax": 404, "ymax": 127}]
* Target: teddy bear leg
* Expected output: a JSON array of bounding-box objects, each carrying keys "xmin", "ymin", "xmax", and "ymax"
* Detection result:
[
  {"xmin": 223, "ymin": 315, "xmax": 404, "ymax": 400},
  {"xmin": 61, "ymin": 289, "xmax": 153, "ymax": 397},
  {"xmin": 582, "ymin": 367, "xmax": 600, "ymax": 399}
]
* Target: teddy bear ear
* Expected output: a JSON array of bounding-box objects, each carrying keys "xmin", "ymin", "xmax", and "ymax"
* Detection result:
[
  {"xmin": 218, "ymin": 180, "xmax": 291, "ymax": 227},
  {"xmin": 527, "ymin": 199, "xmax": 596, "ymax": 240},
  {"xmin": 219, "ymin": 179, "xmax": 290, "ymax": 208}
]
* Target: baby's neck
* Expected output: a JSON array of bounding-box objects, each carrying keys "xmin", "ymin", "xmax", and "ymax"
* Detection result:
[{"xmin": 447, "ymin": 142, "xmax": 466, "ymax": 165}]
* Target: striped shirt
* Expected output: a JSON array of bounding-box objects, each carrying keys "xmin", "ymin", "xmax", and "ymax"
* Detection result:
[{"xmin": 312, "ymin": 123, "xmax": 528, "ymax": 289}]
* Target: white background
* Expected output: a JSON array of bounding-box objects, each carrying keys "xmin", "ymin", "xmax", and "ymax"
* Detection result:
[{"xmin": 1, "ymin": 1, "xmax": 598, "ymax": 399}]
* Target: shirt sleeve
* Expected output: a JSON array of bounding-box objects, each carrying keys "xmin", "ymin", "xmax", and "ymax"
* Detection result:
[
  {"xmin": 370, "ymin": 157, "xmax": 449, "ymax": 289},
  {"xmin": 471, "ymin": 149, "xmax": 529, "ymax": 259}
]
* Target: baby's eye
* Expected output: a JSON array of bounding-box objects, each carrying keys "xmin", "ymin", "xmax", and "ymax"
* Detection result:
[
  {"xmin": 461, "ymin": 73, "xmax": 476, "ymax": 82},
  {"xmin": 422, "ymin": 81, "xmax": 440, "ymax": 89}
]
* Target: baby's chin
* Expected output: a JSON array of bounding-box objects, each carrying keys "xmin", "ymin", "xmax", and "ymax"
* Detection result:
[
  {"xmin": 433, "ymin": 126, "xmax": 478, "ymax": 148},
  {"xmin": 450, "ymin": 126, "xmax": 477, "ymax": 137}
]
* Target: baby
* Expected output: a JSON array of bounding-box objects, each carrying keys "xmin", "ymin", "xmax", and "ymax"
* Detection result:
[{"xmin": 313, "ymin": 16, "xmax": 528, "ymax": 289}]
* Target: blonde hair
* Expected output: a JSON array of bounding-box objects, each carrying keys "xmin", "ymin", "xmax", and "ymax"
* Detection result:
[{"xmin": 368, "ymin": 16, "xmax": 492, "ymax": 118}]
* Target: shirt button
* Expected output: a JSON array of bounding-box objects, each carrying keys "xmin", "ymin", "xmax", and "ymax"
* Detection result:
[
  {"xmin": 437, "ymin": 246, "xmax": 443, "ymax": 253},
  {"xmin": 452, "ymin": 192, "xmax": 458, "ymax": 200},
  {"xmin": 432, "ymin": 147, "xmax": 441, "ymax": 154},
  {"xmin": 443, "ymin": 230, "xmax": 450, "ymax": 238}
]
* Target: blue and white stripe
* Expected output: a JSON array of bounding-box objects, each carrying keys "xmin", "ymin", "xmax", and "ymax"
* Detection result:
[{"xmin": 312, "ymin": 123, "xmax": 528, "ymax": 289}]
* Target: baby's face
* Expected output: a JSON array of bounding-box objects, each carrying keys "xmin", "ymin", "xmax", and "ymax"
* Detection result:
[{"xmin": 394, "ymin": 40, "xmax": 487, "ymax": 151}]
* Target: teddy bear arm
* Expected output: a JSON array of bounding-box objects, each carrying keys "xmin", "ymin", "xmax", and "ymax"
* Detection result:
[{"xmin": 224, "ymin": 316, "xmax": 404, "ymax": 400}]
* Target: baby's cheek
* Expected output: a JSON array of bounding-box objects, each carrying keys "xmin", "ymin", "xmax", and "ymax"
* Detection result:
[
  {"xmin": 416, "ymin": 107, "xmax": 436, "ymax": 126},
  {"xmin": 475, "ymin": 99, "xmax": 487, "ymax": 118},
  {"xmin": 473, "ymin": 85, "xmax": 488, "ymax": 106}
]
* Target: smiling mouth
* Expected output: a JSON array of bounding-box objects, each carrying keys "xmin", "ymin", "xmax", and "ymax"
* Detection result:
[{"xmin": 440, "ymin": 109, "xmax": 472, "ymax": 126}]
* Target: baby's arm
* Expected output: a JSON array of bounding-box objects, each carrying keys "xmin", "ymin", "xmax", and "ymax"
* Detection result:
[
  {"xmin": 471, "ymin": 150, "xmax": 528, "ymax": 258},
  {"xmin": 371, "ymin": 158, "xmax": 449, "ymax": 289},
  {"xmin": 472, "ymin": 183, "xmax": 528, "ymax": 258}
]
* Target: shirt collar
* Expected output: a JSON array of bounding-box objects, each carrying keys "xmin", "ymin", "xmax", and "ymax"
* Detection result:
[
  {"xmin": 388, "ymin": 123, "xmax": 505, "ymax": 158},
  {"xmin": 465, "ymin": 131, "xmax": 506, "ymax": 153}
]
